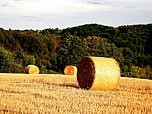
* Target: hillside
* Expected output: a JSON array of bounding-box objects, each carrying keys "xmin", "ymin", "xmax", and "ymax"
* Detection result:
[
  {"xmin": 0, "ymin": 74, "xmax": 152, "ymax": 113},
  {"xmin": 0, "ymin": 24, "xmax": 152, "ymax": 79}
]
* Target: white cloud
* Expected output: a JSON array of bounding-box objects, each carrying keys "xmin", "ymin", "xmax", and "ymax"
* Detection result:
[
  {"xmin": 1, "ymin": 0, "xmax": 151, "ymax": 16},
  {"xmin": 0, "ymin": 0, "xmax": 106, "ymax": 16},
  {"xmin": 0, "ymin": 0, "xmax": 152, "ymax": 29},
  {"xmin": 106, "ymin": 0, "xmax": 152, "ymax": 11}
]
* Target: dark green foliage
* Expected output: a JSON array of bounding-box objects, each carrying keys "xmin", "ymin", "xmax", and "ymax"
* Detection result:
[
  {"xmin": 40, "ymin": 28, "xmax": 61, "ymax": 36},
  {"xmin": 54, "ymin": 34, "xmax": 88, "ymax": 73},
  {"xmin": 0, "ymin": 47, "xmax": 24, "ymax": 73},
  {"xmin": 0, "ymin": 47, "xmax": 13, "ymax": 72},
  {"xmin": 61, "ymin": 24, "xmax": 115, "ymax": 37},
  {"xmin": 0, "ymin": 24, "xmax": 152, "ymax": 79}
]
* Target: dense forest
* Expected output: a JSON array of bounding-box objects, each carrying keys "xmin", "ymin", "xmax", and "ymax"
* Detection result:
[{"xmin": 0, "ymin": 23, "xmax": 152, "ymax": 79}]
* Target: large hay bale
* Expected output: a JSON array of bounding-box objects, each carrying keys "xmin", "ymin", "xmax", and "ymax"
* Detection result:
[
  {"xmin": 64, "ymin": 65, "xmax": 77, "ymax": 75},
  {"xmin": 77, "ymin": 57, "xmax": 120, "ymax": 90},
  {"xmin": 25, "ymin": 65, "xmax": 40, "ymax": 74}
]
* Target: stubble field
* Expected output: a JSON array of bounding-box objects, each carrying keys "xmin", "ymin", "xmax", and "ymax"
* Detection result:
[{"xmin": 0, "ymin": 73, "xmax": 152, "ymax": 114}]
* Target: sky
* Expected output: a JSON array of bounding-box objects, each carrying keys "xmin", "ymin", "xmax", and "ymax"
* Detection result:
[{"xmin": 0, "ymin": 0, "xmax": 152, "ymax": 30}]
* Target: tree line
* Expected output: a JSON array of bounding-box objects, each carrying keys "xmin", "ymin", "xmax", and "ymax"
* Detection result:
[{"xmin": 0, "ymin": 23, "xmax": 152, "ymax": 79}]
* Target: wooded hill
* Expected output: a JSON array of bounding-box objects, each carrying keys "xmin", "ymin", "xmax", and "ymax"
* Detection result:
[{"xmin": 0, "ymin": 24, "xmax": 152, "ymax": 79}]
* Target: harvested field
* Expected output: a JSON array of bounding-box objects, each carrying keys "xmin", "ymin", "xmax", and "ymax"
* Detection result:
[{"xmin": 0, "ymin": 73, "xmax": 152, "ymax": 114}]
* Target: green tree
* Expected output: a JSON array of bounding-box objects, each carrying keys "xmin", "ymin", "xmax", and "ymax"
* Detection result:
[
  {"xmin": 54, "ymin": 34, "xmax": 88, "ymax": 72},
  {"xmin": 0, "ymin": 47, "xmax": 14, "ymax": 72},
  {"xmin": 0, "ymin": 47, "xmax": 25, "ymax": 73}
]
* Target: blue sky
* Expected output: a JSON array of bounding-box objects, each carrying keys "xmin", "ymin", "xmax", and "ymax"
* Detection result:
[{"xmin": 0, "ymin": 0, "xmax": 152, "ymax": 29}]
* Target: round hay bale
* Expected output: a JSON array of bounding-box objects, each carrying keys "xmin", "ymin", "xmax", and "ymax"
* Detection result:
[
  {"xmin": 77, "ymin": 57, "xmax": 120, "ymax": 90},
  {"xmin": 64, "ymin": 65, "xmax": 77, "ymax": 75},
  {"xmin": 25, "ymin": 65, "xmax": 40, "ymax": 74}
]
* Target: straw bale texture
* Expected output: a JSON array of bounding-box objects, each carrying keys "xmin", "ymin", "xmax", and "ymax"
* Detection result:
[
  {"xmin": 77, "ymin": 57, "xmax": 120, "ymax": 90},
  {"xmin": 64, "ymin": 65, "xmax": 77, "ymax": 75},
  {"xmin": 25, "ymin": 65, "xmax": 40, "ymax": 74}
]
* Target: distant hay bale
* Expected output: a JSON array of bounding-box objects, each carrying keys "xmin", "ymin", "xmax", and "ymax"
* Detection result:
[
  {"xmin": 77, "ymin": 57, "xmax": 120, "ymax": 90},
  {"xmin": 25, "ymin": 65, "xmax": 40, "ymax": 74},
  {"xmin": 64, "ymin": 65, "xmax": 77, "ymax": 75}
]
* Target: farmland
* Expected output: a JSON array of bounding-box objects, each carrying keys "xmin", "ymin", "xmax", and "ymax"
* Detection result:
[{"xmin": 0, "ymin": 73, "xmax": 152, "ymax": 114}]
